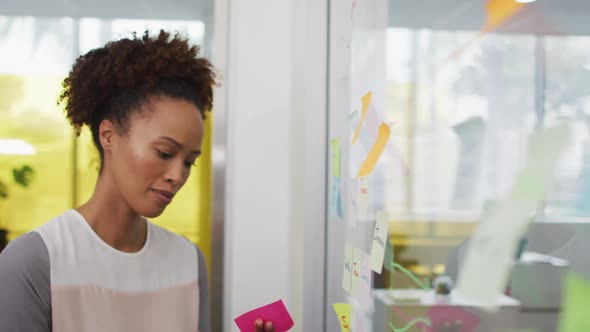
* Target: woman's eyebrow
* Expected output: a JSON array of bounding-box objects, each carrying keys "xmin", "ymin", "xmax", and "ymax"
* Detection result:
[
  {"xmin": 158, "ymin": 136, "xmax": 183, "ymax": 148},
  {"xmin": 158, "ymin": 136, "xmax": 201, "ymax": 155}
]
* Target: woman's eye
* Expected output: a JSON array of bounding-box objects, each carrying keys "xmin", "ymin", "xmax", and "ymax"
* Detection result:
[
  {"xmin": 184, "ymin": 160, "xmax": 197, "ymax": 168},
  {"xmin": 157, "ymin": 150, "xmax": 173, "ymax": 160}
]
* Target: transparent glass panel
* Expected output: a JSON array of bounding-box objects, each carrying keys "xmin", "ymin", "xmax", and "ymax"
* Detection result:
[{"xmin": 326, "ymin": 1, "xmax": 590, "ymax": 331}]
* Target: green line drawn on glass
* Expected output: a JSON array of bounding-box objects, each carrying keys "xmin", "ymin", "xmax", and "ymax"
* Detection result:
[
  {"xmin": 388, "ymin": 318, "xmax": 431, "ymax": 332},
  {"xmin": 391, "ymin": 262, "xmax": 431, "ymax": 290}
]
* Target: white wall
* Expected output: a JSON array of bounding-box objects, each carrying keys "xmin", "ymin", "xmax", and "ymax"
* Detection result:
[{"xmin": 215, "ymin": 0, "xmax": 328, "ymax": 331}]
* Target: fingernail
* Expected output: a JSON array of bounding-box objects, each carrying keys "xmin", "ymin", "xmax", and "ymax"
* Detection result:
[
  {"xmin": 256, "ymin": 319, "xmax": 263, "ymax": 327},
  {"xmin": 265, "ymin": 321, "xmax": 273, "ymax": 329}
]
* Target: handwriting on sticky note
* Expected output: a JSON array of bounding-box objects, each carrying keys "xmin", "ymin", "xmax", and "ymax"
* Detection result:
[
  {"xmin": 342, "ymin": 242, "xmax": 353, "ymax": 293},
  {"xmin": 331, "ymin": 138, "xmax": 341, "ymax": 177},
  {"xmin": 333, "ymin": 303, "xmax": 352, "ymax": 332},
  {"xmin": 234, "ymin": 299, "xmax": 294, "ymax": 332},
  {"xmin": 370, "ymin": 211, "xmax": 389, "ymax": 274},
  {"xmin": 558, "ymin": 272, "xmax": 590, "ymax": 332},
  {"xmin": 352, "ymin": 92, "xmax": 372, "ymax": 145},
  {"xmin": 359, "ymin": 177, "xmax": 369, "ymax": 215},
  {"xmin": 350, "ymin": 247, "xmax": 363, "ymax": 297},
  {"xmin": 357, "ymin": 122, "xmax": 390, "ymax": 178}
]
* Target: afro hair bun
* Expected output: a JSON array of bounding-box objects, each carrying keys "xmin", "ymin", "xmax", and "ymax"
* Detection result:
[{"xmin": 58, "ymin": 29, "xmax": 216, "ymax": 136}]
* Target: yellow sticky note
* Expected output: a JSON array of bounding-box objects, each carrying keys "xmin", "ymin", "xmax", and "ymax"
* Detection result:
[
  {"xmin": 484, "ymin": 0, "xmax": 524, "ymax": 32},
  {"xmin": 333, "ymin": 303, "xmax": 352, "ymax": 332},
  {"xmin": 357, "ymin": 122, "xmax": 390, "ymax": 178},
  {"xmin": 559, "ymin": 272, "xmax": 590, "ymax": 332},
  {"xmin": 331, "ymin": 138, "xmax": 341, "ymax": 177},
  {"xmin": 370, "ymin": 211, "xmax": 390, "ymax": 274},
  {"xmin": 342, "ymin": 242, "xmax": 353, "ymax": 293},
  {"xmin": 352, "ymin": 92, "xmax": 372, "ymax": 145}
]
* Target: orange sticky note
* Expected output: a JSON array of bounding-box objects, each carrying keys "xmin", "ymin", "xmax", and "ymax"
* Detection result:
[
  {"xmin": 447, "ymin": 0, "xmax": 525, "ymax": 61},
  {"xmin": 357, "ymin": 122, "xmax": 390, "ymax": 178},
  {"xmin": 352, "ymin": 92, "xmax": 372, "ymax": 145},
  {"xmin": 484, "ymin": 0, "xmax": 524, "ymax": 32},
  {"xmin": 333, "ymin": 303, "xmax": 352, "ymax": 332}
]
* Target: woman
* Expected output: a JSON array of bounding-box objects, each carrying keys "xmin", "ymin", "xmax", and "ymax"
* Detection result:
[{"xmin": 0, "ymin": 31, "xmax": 274, "ymax": 332}]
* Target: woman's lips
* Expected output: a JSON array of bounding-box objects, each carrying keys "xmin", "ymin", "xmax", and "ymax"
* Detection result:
[{"xmin": 151, "ymin": 189, "xmax": 173, "ymax": 204}]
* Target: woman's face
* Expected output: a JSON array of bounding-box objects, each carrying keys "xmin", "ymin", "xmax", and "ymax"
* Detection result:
[{"xmin": 102, "ymin": 96, "xmax": 204, "ymax": 218}]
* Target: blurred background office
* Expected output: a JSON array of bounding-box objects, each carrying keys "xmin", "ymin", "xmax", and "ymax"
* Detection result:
[{"xmin": 1, "ymin": 0, "xmax": 590, "ymax": 331}]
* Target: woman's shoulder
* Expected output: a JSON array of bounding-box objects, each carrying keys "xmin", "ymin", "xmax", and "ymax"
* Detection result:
[
  {"xmin": 147, "ymin": 221, "xmax": 203, "ymax": 255},
  {"xmin": 0, "ymin": 231, "xmax": 49, "ymax": 268},
  {"xmin": 0, "ymin": 231, "xmax": 51, "ymax": 300},
  {"xmin": 0, "ymin": 231, "xmax": 51, "ymax": 330}
]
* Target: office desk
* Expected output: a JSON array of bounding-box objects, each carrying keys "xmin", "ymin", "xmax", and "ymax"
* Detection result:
[{"xmin": 372, "ymin": 289, "xmax": 520, "ymax": 332}]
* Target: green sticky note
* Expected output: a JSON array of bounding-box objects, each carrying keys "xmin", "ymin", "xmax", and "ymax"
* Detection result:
[
  {"xmin": 559, "ymin": 272, "xmax": 590, "ymax": 332},
  {"xmin": 512, "ymin": 171, "xmax": 546, "ymax": 201},
  {"xmin": 384, "ymin": 236, "xmax": 395, "ymax": 273},
  {"xmin": 331, "ymin": 138, "xmax": 341, "ymax": 177}
]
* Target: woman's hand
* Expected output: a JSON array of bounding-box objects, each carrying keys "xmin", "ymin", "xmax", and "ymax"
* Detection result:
[{"xmin": 255, "ymin": 319, "xmax": 274, "ymax": 332}]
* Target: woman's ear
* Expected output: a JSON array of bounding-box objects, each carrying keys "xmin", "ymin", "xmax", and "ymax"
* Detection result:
[{"xmin": 98, "ymin": 119, "xmax": 116, "ymax": 152}]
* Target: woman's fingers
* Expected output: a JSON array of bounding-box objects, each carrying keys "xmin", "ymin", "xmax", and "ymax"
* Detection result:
[
  {"xmin": 254, "ymin": 318, "xmax": 274, "ymax": 332},
  {"xmin": 264, "ymin": 321, "xmax": 274, "ymax": 332}
]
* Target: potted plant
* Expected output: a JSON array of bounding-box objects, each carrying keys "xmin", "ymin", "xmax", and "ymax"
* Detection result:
[{"xmin": 0, "ymin": 165, "xmax": 34, "ymax": 252}]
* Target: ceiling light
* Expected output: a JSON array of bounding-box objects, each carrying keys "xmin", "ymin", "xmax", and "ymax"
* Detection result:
[{"xmin": 0, "ymin": 139, "xmax": 37, "ymax": 156}]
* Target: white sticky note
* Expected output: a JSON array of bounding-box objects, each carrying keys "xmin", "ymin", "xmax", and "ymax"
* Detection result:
[
  {"xmin": 370, "ymin": 211, "xmax": 389, "ymax": 274},
  {"xmin": 359, "ymin": 252, "xmax": 373, "ymax": 310},
  {"xmin": 359, "ymin": 177, "xmax": 369, "ymax": 216},
  {"xmin": 342, "ymin": 242, "xmax": 353, "ymax": 292},
  {"xmin": 456, "ymin": 124, "xmax": 571, "ymax": 307},
  {"xmin": 456, "ymin": 200, "xmax": 530, "ymax": 306},
  {"xmin": 350, "ymin": 247, "xmax": 363, "ymax": 297},
  {"xmin": 348, "ymin": 178, "xmax": 359, "ymax": 226},
  {"xmin": 511, "ymin": 123, "xmax": 571, "ymax": 203}
]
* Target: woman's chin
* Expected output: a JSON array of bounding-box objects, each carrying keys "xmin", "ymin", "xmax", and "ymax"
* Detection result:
[{"xmin": 138, "ymin": 206, "xmax": 166, "ymax": 219}]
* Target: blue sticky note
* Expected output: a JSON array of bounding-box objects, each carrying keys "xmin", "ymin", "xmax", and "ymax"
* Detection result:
[
  {"xmin": 337, "ymin": 184, "xmax": 343, "ymax": 219},
  {"xmin": 330, "ymin": 177, "xmax": 341, "ymax": 218}
]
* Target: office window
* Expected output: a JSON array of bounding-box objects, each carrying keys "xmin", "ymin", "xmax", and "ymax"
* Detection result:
[
  {"xmin": 0, "ymin": 16, "xmax": 211, "ymax": 244},
  {"xmin": 0, "ymin": 16, "xmax": 74, "ymax": 239}
]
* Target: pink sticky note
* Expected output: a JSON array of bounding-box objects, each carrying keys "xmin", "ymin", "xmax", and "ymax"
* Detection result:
[
  {"xmin": 425, "ymin": 305, "xmax": 480, "ymax": 332},
  {"xmin": 234, "ymin": 300, "xmax": 295, "ymax": 332}
]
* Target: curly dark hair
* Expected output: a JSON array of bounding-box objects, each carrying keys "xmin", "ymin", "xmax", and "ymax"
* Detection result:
[{"xmin": 58, "ymin": 29, "xmax": 216, "ymax": 168}]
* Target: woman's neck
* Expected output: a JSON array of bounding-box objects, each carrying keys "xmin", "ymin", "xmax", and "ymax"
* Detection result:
[{"xmin": 76, "ymin": 175, "xmax": 147, "ymax": 253}]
